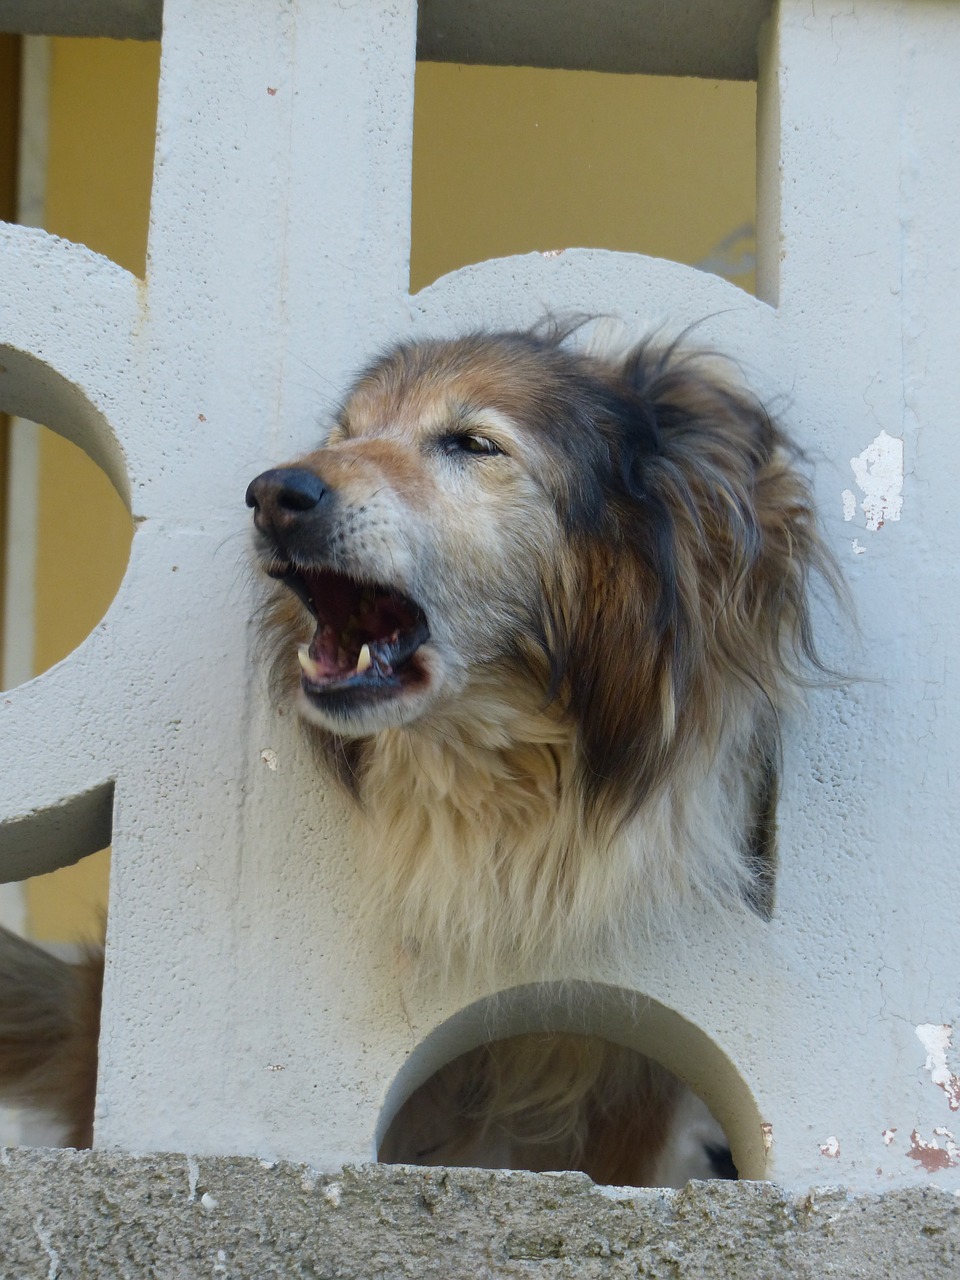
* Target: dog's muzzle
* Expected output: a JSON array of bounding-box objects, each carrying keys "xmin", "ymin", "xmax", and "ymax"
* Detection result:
[{"xmin": 246, "ymin": 465, "xmax": 430, "ymax": 711}]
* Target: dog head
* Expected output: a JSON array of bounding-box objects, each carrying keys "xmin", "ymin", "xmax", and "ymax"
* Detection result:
[{"xmin": 248, "ymin": 327, "xmax": 829, "ymax": 826}]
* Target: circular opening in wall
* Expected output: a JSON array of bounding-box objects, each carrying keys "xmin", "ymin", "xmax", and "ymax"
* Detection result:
[
  {"xmin": 377, "ymin": 982, "xmax": 765, "ymax": 1186},
  {"xmin": 379, "ymin": 1031, "xmax": 737, "ymax": 1187},
  {"xmin": 1, "ymin": 348, "xmax": 132, "ymax": 688}
]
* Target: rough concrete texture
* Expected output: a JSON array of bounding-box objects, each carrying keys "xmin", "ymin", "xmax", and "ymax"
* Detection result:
[
  {"xmin": 0, "ymin": 1150, "xmax": 958, "ymax": 1279},
  {"xmin": 2, "ymin": 0, "xmax": 960, "ymax": 1201}
]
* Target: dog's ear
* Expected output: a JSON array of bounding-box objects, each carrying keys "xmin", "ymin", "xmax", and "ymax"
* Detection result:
[
  {"xmin": 0, "ymin": 926, "xmax": 102, "ymax": 1147},
  {"xmin": 556, "ymin": 344, "xmax": 830, "ymax": 831}
]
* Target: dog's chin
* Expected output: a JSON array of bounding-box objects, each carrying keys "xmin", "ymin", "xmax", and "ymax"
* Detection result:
[{"xmin": 295, "ymin": 643, "xmax": 450, "ymax": 737}]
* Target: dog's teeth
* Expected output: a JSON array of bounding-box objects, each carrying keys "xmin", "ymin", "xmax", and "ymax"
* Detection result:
[
  {"xmin": 356, "ymin": 643, "xmax": 373, "ymax": 673},
  {"xmin": 297, "ymin": 644, "xmax": 322, "ymax": 681}
]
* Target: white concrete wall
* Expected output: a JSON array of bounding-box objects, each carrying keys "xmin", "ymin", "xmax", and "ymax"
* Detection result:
[{"xmin": 0, "ymin": 0, "xmax": 958, "ymax": 1192}]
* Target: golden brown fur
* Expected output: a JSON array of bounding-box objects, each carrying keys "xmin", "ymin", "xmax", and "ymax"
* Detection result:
[
  {"xmin": 242, "ymin": 324, "xmax": 834, "ymax": 1183},
  {"xmin": 0, "ymin": 925, "xmax": 101, "ymax": 1148},
  {"xmin": 379, "ymin": 1033, "xmax": 686, "ymax": 1185},
  {"xmin": 249, "ymin": 326, "xmax": 833, "ymax": 979},
  {"xmin": 0, "ymin": 326, "xmax": 829, "ymax": 1183},
  {"xmin": 0, "ymin": 927, "xmax": 724, "ymax": 1186}
]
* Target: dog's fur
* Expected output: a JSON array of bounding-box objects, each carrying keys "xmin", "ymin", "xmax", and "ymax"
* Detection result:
[
  {"xmin": 0, "ymin": 922, "xmax": 729, "ymax": 1186},
  {"xmin": 0, "ymin": 325, "xmax": 831, "ymax": 1182},
  {"xmin": 249, "ymin": 325, "xmax": 831, "ymax": 978},
  {"xmin": 0, "ymin": 925, "xmax": 101, "ymax": 1148},
  {"xmin": 379, "ymin": 1032, "xmax": 737, "ymax": 1186}
]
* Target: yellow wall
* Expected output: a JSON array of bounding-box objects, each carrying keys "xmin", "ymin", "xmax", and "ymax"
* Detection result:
[
  {"xmin": 15, "ymin": 46, "xmax": 754, "ymax": 941},
  {"xmin": 412, "ymin": 64, "xmax": 755, "ymax": 293},
  {"xmin": 22, "ymin": 38, "xmax": 159, "ymax": 941}
]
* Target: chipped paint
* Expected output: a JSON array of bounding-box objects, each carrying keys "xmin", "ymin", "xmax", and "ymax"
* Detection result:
[
  {"xmin": 260, "ymin": 748, "xmax": 279, "ymax": 771},
  {"xmin": 852, "ymin": 539, "xmax": 866, "ymax": 555},
  {"xmin": 540, "ymin": 249, "xmax": 565, "ymax": 258},
  {"xmin": 760, "ymin": 1122, "xmax": 773, "ymax": 1153},
  {"xmin": 846, "ymin": 431, "xmax": 904, "ymax": 531},
  {"xmin": 908, "ymin": 1128, "xmax": 959, "ymax": 1173},
  {"xmin": 916, "ymin": 1024, "xmax": 960, "ymax": 1111},
  {"xmin": 882, "ymin": 1128, "xmax": 897, "ymax": 1146},
  {"xmin": 819, "ymin": 1136, "xmax": 840, "ymax": 1158}
]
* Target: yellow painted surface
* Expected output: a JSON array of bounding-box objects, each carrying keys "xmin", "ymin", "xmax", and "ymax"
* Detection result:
[
  {"xmin": 21, "ymin": 50, "xmax": 754, "ymax": 940},
  {"xmin": 25, "ymin": 39, "xmax": 159, "ymax": 941},
  {"xmin": 44, "ymin": 37, "xmax": 160, "ymax": 278},
  {"xmin": 412, "ymin": 65, "xmax": 756, "ymax": 294}
]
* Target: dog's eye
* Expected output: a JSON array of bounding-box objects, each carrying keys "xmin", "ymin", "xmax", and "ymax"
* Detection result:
[{"xmin": 440, "ymin": 432, "xmax": 505, "ymax": 458}]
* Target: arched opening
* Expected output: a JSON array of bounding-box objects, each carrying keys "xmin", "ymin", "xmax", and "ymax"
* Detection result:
[{"xmin": 377, "ymin": 982, "xmax": 766, "ymax": 1186}]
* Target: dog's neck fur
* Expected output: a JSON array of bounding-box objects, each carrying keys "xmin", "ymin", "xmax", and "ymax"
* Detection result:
[{"xmin": 351, "ymin": 675, "xmax": 754, "ymax": 981}]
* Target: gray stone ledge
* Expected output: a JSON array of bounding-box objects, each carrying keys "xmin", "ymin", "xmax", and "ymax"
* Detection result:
[{"xmin": 1, "ymin": 1148, "xmax": 958, "ymax": 1279}]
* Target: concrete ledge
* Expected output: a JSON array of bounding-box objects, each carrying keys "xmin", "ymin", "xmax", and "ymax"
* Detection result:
[
  {"xmin": 0, "ymin": 0, "xmax": 763, "ymax": 78},
  {"xmin": 1, "ymin": 1149, "xmax": 958, "ymax": 1278},
  {"xmin": 0, "ymin": 0, "xmax": 162, "ymax": 39}
]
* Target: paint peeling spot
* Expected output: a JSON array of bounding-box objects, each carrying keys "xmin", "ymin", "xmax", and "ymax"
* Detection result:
[
  {"xmin": 198, "ymin": 413, "xmax": 207, "ymax": 423},
  {"xmin": 186, "ymin": 1155, "xmax": 200, "ymax": 1202},
  {"xmin": 908, "ymin": 1128, "xmax": 959, "ymax": 1173},
  {"xmin": 882, "ymin": 1127, "xmax": 897, "ymax": 1146},
  {"xmin": 540, "ymin": 249, "xmax": 565, "ymax": 258},
  {"xmin": 848, "ymin": 431, "xmax": 904, "ymax": 532},
  {"xmin": 265, "ymin": 1062, "xmax": 286, "ymax": 1072},
  {"xmin": 760, "ymin": 1122, "xmax": 773, "ymax": 1153},
  {"xmin": 324, "ymin": 1182, "xmax": 343, "ymax": 1207},
  {"xmin": 260, "ymin": 748, "xmax": 279, "ymax": 771},
  {"xmin": 916, "ymin": 1024, "xmax": 960, "ymax": 1111},
  {"xmin": 819, "ymin": 1136, "xmax": 840, "ymax": 1158},
  {"xmin": 267, "ymin": 86, "xmax": 277, "ymax": 96},
  {"xmin": 852, "ymin": 539, "xmax": 866, "ymax": 555},
  {"xmin": 841, "ymin": 489, "xmax": 857, "ymax": 521}
]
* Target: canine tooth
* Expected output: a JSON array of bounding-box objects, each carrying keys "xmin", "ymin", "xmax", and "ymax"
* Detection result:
[
  {"xmin": 356, "ymin": 643, "xmax": 373, "ymax": 673},
  {"xmin": 297, "ymin": 644, "xmax": 323, "ymax": 681}
]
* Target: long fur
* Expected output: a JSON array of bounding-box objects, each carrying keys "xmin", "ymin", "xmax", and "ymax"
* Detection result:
[
  {"xmin": 379, "ymin": 1033, "xmax": 691, "ymax": 1186},
  {"xmin": 0, "ymin": 325, "xmax": 831, "ymax": 1182},
  {"xmin": 0, "ymin": 928, "xmax": 730, "ymax": 1187},
  {"xmin": 0, "ymin": 925, "xmax": 101, "ymax": 1148},
  {"xmin": 252, "ymin": 325, "xmax": 835, "ymax": 980}
]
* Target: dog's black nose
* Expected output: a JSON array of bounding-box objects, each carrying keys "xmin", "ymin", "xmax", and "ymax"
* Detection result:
[{"xmin": 245, "ymin": 467, "xmax": 327, "ymax": 515}]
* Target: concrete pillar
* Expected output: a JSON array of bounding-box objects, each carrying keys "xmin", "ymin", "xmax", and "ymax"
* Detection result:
[{"xmin": 0, "ymin": 0, "xmax": 957, "ymax": 1193}]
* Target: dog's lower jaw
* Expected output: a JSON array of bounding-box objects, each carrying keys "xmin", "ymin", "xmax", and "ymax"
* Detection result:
[{"xmin": 294, "ymin": 643, "xmax": 461, "ymax": 737}]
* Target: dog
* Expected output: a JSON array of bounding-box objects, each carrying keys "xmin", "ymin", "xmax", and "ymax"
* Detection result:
[
  {"xmin": 247, "ymin": 324, "xmax": 831, "ymax": 976},
  {"xmin": 241, "ymin": 323, "xmax": 833, "ymax": 1181},
  {"xmin": 0, "ymin": 324, "xmax": 831, "ymax": 1183}
]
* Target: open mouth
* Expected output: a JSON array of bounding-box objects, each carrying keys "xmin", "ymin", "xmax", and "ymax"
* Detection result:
[{"xmin": 270, "ymin": 563, "xmax": 429, "ymax": 702}]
